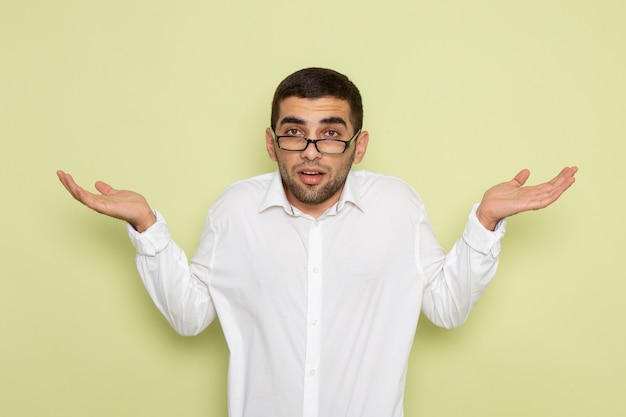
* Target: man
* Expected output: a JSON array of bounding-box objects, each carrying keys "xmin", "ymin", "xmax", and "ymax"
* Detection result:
[{"xmin": 57, "ymin": 68, "xmax": 577, "ymax": 417}]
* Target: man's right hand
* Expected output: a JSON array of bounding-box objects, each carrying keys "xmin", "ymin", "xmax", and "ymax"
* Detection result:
[{"xmin": 57, "ymin": 170, "xmax": 157, "ymax": 232}]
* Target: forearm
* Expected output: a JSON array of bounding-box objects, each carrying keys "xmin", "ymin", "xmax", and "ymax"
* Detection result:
[
  {"xmin": 128, "ymin": 211, "xmax": 216, "ymax": 335},
  {"xmin": 421, "ymin": 204, "xmax": 505, "ymax": 328}
]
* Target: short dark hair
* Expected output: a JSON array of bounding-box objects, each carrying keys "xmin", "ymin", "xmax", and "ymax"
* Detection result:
[{"xmin": 270, "ymin": 68, "xmax": 363, "ymax": 132}]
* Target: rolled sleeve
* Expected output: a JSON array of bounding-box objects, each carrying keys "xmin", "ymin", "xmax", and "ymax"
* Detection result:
[
  {"xmin": 126, "ymin": 210, "xmax": 171, "ymax": 256},
  {"xmin": 462, "ymin": 203, "xmax": 506, "ymax": 257}
]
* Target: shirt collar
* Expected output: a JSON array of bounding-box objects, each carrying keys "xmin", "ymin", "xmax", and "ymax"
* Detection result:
[{"xmin": 259, "ymin": 170, "xmax": 364, "ymax": 215}]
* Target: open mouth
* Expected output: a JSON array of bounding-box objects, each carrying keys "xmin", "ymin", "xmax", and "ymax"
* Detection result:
[{"xmin": 298, "ymin": 170, "xmax": 325, "ymax": 185}]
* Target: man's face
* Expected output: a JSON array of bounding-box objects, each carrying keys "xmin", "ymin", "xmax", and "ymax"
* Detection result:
[{"xmin": 265, "ymin": 96, "xmax": 369, "ymax": 216}]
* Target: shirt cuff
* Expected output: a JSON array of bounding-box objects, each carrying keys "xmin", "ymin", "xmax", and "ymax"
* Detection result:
[
  {"xmin": 462, "ymin": 203, "xmax": 506, "ymax": 257},
  {"xmin": 126, "ymin": 209, "xmax": 171, "ymax": 256}
]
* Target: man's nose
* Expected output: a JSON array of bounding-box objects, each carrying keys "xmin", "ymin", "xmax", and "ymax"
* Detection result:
[{"xmin": 300, "ymin": 140, "xmax": 322, "ymax": 159}]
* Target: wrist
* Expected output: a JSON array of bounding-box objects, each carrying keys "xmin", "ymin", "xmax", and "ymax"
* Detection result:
[
  {"xmin": 132, "ymin": 210, "xmax": 157, "ymax": 233},
  {"xmin": 476, "ymin": 205, "xmax": 499, "ymax": 231}
]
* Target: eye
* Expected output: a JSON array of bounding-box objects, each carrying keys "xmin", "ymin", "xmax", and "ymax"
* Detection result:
[
  {"xmin": 323, "ymin": 129, "xmax": 342, "ymax": 138},
  {"xmin": 285, "ymin": 128, "xmax": 303, "ymax": 136}
]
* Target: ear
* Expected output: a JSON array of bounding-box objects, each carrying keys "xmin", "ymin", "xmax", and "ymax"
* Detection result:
[
  {"xmin": 352, "ymin": 130, "xmax": 369, "ymax": 164},
  {"xmin": 265, "ymin": 128, "xmax": 277, "ymax": 162}
]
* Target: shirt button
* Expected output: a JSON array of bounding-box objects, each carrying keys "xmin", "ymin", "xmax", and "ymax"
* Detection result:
[
  {"xmin": 311, "ymin": 319, "xmax": 318, "ymax": 326},
  {"xmin": 309, "ymin": 369, "xmax": 316, "ymax": 376},
  {"xmin": 314, "ymin": 221, "xmax": 320, "ymax": 227},
  {"xmin": 312, "ymin": 267, "xmax": 319, "ymax": 274}
]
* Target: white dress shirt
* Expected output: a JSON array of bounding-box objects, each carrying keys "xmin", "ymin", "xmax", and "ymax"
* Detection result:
[{"xmin": 128, "ymin": 170, "xmax": 505, "ymax": 417}]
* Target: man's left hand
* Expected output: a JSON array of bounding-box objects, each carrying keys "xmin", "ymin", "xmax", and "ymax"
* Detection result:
[{"xmin": 476, "ymin": 166, "xmax": 578, "ymax": 231}]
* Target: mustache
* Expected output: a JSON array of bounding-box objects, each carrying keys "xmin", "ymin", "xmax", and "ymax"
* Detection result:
[{"xmin": 293, "ymin": 161, "xmax": 330, "ymax": 172}]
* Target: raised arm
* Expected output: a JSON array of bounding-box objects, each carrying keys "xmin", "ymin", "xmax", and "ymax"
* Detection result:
[
  {"xmin": 476, "ymin": 166, "xmax": 578, "ymax": 231},
  {"xmin": 56, "ymin": 170, "xmax": 156, "ymax": 232}
]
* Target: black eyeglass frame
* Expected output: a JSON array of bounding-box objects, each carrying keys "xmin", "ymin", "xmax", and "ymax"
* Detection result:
[{"xmin": 270, "ymin": 128, "xmax": 362, "ymax": 155}]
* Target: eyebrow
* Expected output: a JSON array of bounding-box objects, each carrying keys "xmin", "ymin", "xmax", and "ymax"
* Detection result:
[
  {"xmin": 320, "ymin": 117, "xmax": 347, "ymax": 127},
  {"xmin": 279, "ymin": 116, "xmax": 305, "ymax": 126},
  {"xmin": 278, "ymin": 116, "xmax": 347, "ymax": 127}
]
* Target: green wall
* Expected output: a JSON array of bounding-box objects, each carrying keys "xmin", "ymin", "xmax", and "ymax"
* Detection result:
[{"xmin": 1, "ymin": 1, "xmax": 624, "ymax": 416}]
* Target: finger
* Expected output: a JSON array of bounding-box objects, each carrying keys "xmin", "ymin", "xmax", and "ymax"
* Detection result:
[
  {"xmin": 532, "ymin": 169, "xmax": 577, "ymax": 208},
  {"xmin": 56, "ymin": 170, "xmax": 73, "ymax": 191},
  {"xmin": 554, "ymin": 173, "xmax": 576, "ymax": 194},
  {"xmin": 536, "ymin": 188, "xmax": 568, "ymax": 209},
  {"xmin": 547, "ymin": 166, "xmax": 578, "ymax": 190},
  {"xmin": 560, "ymin": 165, "xmax": 578, "ymax": 177},
  {"xmin": 57, "ymin": 170, "xmax": 84, "ymax": 201},
  {"xmin": 513, "ymin": 169, "xmax": 531, "ymax": 186},
  {"xmin": 56, "ymin": 170, "xmax": 102, "ymax": 208},
  {"xmin": 552, "ymin": 166, "xmax": 578, "ymax": 183},
  {"xmin": 94, "ymin": 181, "xmax": 115, "ymax": 195},
  {"xmin": 561, "ymin": 166, "xmax": 579, "ymax": 184}
]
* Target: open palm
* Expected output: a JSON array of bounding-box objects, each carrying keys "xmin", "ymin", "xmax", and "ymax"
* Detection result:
[
  {"xmin": 476, "ymin": 166, "xmax": 578, "ymax": 231},
  {"xmin": 57, "ymin": 170, "xmax": 156, "ymax": 232}
]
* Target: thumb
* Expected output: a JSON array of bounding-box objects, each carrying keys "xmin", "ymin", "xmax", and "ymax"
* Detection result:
[
  {"xmin": 513, "ymin": 169, "xmax": 531, "ymax": 187},
  {"xmin": 94, "ymin": 181, "xmax": 115, "ymax": 195}
]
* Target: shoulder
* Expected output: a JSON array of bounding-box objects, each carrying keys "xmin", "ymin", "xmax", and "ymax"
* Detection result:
[
  {"xmin": 350, "ymin": 170, "xmax": 428, "ymax": 229},
  {"xmin": 210, "ymin": 172, "xmax": 274, "ymax": 213},
  {"xmin": 352, "ymin": 170, "xmax": 423, "ymax": 204},
  {"xmin": 222, "ymin": 172, "xmax": 274, "ymax": 196}
]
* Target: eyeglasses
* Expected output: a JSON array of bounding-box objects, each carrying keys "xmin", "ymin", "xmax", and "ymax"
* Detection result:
[{"xmin": 271, "ymin": 128, "xmax": 361, "ymax": 155}]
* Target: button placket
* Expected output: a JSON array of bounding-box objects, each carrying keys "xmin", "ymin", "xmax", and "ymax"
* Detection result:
[{"xmin": 302, "ymin": 219, "xmax": 323, "ymax": 417}]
